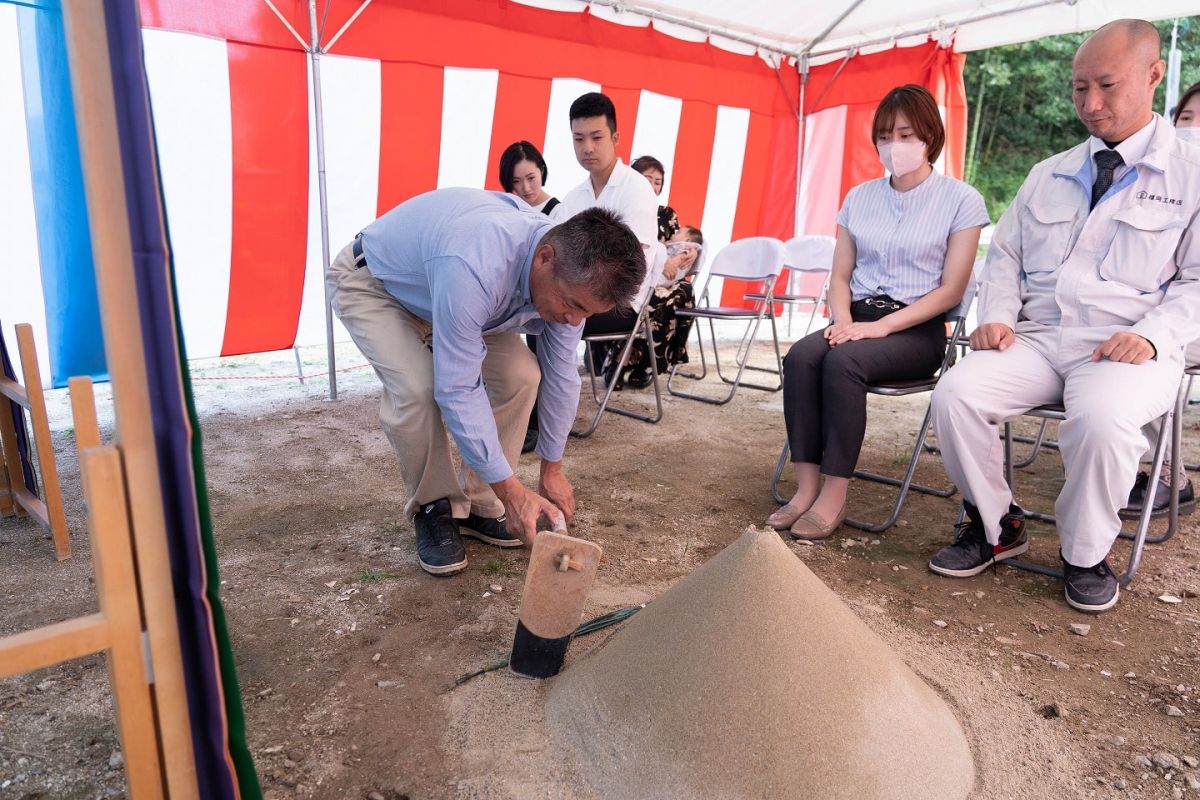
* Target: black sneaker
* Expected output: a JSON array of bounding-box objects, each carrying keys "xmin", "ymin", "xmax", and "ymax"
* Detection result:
[
  {"xmin": 1062, "ymin": 556, "xmax": 1120, "ymax": 613},
  {"xmin": 414, "ymin": 498, "xmax": 467, "ymax": 576},
  {"xmin": 1119, "ymin": 470, "xmax": 1196, "ymax": 519},
  {"xmin": 522, "ymin": 427, "xmax": 539, "ymax": 455},
  {"xmin": 929, "ymin": 501, "xmax": 1028, "ymax": 578},
  {"xmin": 459, "ymin": 512, "xmax": 523, "ymax": 548}
]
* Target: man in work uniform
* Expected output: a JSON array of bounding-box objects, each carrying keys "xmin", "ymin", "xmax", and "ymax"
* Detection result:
[
  {"xmin": 328, "ymin": 188, "xmax": 645, "ymax": 576},
  {"xmin": 927, "ymin": 19, "xmax": 1200, "ymax": 612}
]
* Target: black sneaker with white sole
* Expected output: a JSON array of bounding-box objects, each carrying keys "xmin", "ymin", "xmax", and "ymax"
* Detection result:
[
  {"xmin": 928, "ymin": 501, "xmax": 1028, "ymax": 578},
  {"xmin": 459, "ymin": 512, "xmax": 523, "ymax": 548},
  {"xmin": 414, "ymin": 498, "xmax": 467, "ymax": 576},
  {"xmin": 1119, "ymin": 470, "xmax": 1196, "ymax": 520},
  {"xmin": 1062, "ymin": 556, "xmax": 1120, "ymax": 613}
]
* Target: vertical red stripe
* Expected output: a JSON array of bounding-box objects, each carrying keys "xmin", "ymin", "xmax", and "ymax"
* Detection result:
[
  {"xmin": 667, "ymin": 100, "xmax": 717, "ymax": 229},
  {"xmin": 377, "ymin": 62, "xmax": 443, "ymax": 215},
  {"xmin": 221, "ymin": 42, "xmax": 308, "ymax": 357},
  {"xmin": 602, "ymin": 86, "xmax": 641, "ymax": 163},
  {"xmin": 484, "ymin": 74, "xmax": 553, "ymax": 191}
]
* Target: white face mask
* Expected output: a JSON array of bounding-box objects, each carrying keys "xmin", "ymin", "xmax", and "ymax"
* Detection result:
[
  {"xmin": 877, "ymin": 140, "xmax": 928, "ymax": 178},
  {"xmin": 1175, "ymin": 126, "xmax": 1200, "ymax": 144}
]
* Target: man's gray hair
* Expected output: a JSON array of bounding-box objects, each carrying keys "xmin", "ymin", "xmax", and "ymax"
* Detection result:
[{"xmin": 543, "ymin": 208, "xmax": 646, "ymax": 309}]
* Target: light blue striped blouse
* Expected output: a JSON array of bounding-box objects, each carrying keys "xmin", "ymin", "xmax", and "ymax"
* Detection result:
[{"xmin": 836, "ymin": 171, "xmax": 989, "ymax": 304}]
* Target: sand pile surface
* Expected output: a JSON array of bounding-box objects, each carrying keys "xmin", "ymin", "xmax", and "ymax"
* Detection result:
[{"xmin": 546, "ymin": 528, "xmax": 975, "ymax": 800}]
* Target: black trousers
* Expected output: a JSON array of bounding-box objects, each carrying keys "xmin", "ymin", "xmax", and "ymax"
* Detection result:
[{"xmin": 782, "ymin": 302, "xmax": 946, "ymax": 478}]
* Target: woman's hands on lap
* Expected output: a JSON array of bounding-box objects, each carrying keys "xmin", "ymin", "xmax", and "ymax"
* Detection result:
[{"xmin": 825, "ymin": 319, "xmax": 889, "ymax": 346}]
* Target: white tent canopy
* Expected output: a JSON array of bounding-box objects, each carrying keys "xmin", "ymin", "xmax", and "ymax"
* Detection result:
[{"xmin": 515, "ymin": 0, "xmax": 1197, "ymax": 62}]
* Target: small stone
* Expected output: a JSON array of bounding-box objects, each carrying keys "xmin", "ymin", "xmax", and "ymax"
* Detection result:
[
  {"xmin": 1166, "ymin": 705, "xmax": 1185, "ymax": 717},
  {"xmin": 376, "ymin": 680, "xmax": 401, "ymax": 688},
  {"xmin": 1069, "ymin": 623, "xmax": 1091, "ymax": 636},
  {"xmin": 108, "ymin": 751, "xmax": 123, "ymax": 769},
  {"xmin": 870, "ymin": 539, "xmax": 880, "ymax": 546},
  {"xmin": 974, "ymin": 591, "xmax": 985, "ymax": 599},
  {"xmin": 1114, "ymin": 778, "xmax": 1127, "ymax": 790},
  {"xmin": 1135, "ymin": 755, "xmax": 1154, "ymax": 769},
  {"xmin": 489, "ymin": 584, "xmax": 503, "ymax": 593},
  {"xmin": 482, "ymin": 591, "xmax": 492, "ymax": 598},
  {"xmin": 371, "ymin": 653, "xmax": 381, "ymax": 664},
  {"xmin": 283, "ymin": 758, "xmax": 297, "ymax": 769},
  {"xmin": 1159, "ymin": 594, "xmax": 1184, "ymax": 604},
  {"xmin": 368, "ymin": 793, "xmax": 386, "ymax": 800},
  {"xmin": 933, "ymin": 620, "xmax": 948, "ymax": 628},
  {"xmin": 290, "ymin": 618, "xmax": 299, "ymax": 627},
  {"xmin": 1152, "ymin": 752, "xmax": 1181, "ymax": 770},
  {"xmin": 892, "ymin": 565, "xmax": 900, "ymax": 571},
  {"xmin": 1052, "ymin": 660, "xmax": 1071, "ymax": 670},
  {"xmin": 1181, "ymin": 755, "xmax": 1197, "ymax": 768},
  {"xmin": 1188, "ymin": 776, "xmax": 1200, "ymax": 790},
  {"xmin": 1172, "ymin": 787, "xmax": 1183, "ymax": 800},
  {"xmin": 264, "ymin": 745, "xmax": 284, "ymax": 754},
  {"xmin": 35, "ymin": 680, "xmax": 56, "ymax": 692},
  {"xmin": 1125, "ymin": 672, "xmax": 1136, "ymax": 678},
  {"xmin": 324, "ymin": 580, "xmax": 337, "ymax": 589},
  {"xmin": 1111, "ymin": 736, "xmax": 1126, "ymax": 746}
]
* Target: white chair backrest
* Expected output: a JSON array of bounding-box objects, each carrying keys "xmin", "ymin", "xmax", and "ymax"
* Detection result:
[
  {"xmin": 706, "ymin": 237, "xmax": 787, "ymax": 282},
  {"xmin": 782, "ymin": 235, "xmax": 836, "ymax": 273},
  {"xmin": 948, "ymin": 273, "xmax": 978, "ymax": 323}
]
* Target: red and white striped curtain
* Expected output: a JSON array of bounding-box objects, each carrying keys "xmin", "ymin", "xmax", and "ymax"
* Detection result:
[{"xmin": 138, "ymin": 0, "xmax": 800, "ymax": 359}]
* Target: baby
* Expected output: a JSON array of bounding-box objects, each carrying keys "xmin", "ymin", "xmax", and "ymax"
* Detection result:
[{"xmin": 661, "ymin": 226, "xmax": 703, "ymax": 285}]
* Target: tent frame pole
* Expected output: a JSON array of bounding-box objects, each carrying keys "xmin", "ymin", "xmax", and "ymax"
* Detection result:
[{"xmin": 308, "ymin": 0, "xmax": 337, "ymax": 401}]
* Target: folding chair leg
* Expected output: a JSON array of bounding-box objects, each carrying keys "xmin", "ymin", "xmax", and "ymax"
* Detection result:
[
  {"xmin": 846, "ymin": 405, "xmax": 955, "ymax": 533},
  {"xmin": 771, "ymin": 442, "xmax": 791, "ymax": 504},
  {"xmin": 1006, "ymin": 383, "xmax": 1185, "ymax": 586},
  {"xmin": 572, "ymin": 316, "xmax": 664, "ymax": 438},
  {"xmin": 668, "ymin": 313, "xmax": 708, "ymax": 381}
]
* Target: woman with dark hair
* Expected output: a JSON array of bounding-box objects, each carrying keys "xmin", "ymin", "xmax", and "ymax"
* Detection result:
[
  {"xmin": 769, "ymin": 84, "xmax": 988, "ymax": 540},
  {"xmin": 1173, "ymin": 81, "xmax": 1200, "ymax": 143},
  {"xmin": 631, "ymin": 154, "xmax": 680, "ymax": 242},
  {"xmin": 607, "ymin": 156, "xmax": 699, "ymax": 388},
  {"xmin": 499, "ymin": 140, "xmax": 568, "ymax": 222}
]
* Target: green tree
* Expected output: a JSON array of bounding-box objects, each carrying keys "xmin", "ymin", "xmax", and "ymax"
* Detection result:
[{"xmin": 964, "ymin": 17, "xmax": 1200, "ymax": 221}]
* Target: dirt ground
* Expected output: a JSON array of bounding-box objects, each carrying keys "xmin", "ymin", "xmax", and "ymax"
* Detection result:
[{"xmin": 2, "ymin": 340, "xmax": 1199, "ymax": 799}]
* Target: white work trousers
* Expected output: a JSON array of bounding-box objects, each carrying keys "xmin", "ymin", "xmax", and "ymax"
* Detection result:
[
  {"xmin": 327, "ymin": 242, "xmax": 540, "ymax": 520},
  {"xmin": 931, "ymin": 325, "xmax": 1181, "ymax": 566}
]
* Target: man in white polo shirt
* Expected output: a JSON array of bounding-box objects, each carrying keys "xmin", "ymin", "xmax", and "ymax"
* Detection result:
[{"xmin": 928, "ymin": 19, "xmax": 1200, "ymax": 613}]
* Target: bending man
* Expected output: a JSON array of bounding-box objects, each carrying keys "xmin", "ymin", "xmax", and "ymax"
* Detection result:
[{"xmin": 329, "ymin": 188, "xmax": 645, "ymax": 575}]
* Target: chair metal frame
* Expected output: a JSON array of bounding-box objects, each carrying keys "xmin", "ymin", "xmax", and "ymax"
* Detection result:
[
  {"xmin": 1000, "ymin": 380, "xmax": 1185, "ymax": 586},
  {"xmin": 770, "ymin": 288, "xmax": 976, "ymax": 533},
  {"xmin": 571, "ymin": 300, "xmax": 663, "ymax": 438},
  {"xmin": 668, "ymin": 237, "xmax": 786, "ymax": 406},
  {"xmin": 745, "ymin": 234, "xmax": 836, "ymax": 339}
]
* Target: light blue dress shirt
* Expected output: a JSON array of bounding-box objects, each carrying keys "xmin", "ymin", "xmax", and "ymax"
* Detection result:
[
  {"xmin": 359, "ymin": 188, "xmax": 581, "ymax": 484},
  {"xmin": 836, "ymin": 171, "xmax": 990, "ymax": 304}
]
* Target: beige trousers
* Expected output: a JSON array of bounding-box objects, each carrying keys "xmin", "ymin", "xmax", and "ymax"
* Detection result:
[{"xmin": 327, "ymin": 242, "xmax": 540, "ymax": 519}]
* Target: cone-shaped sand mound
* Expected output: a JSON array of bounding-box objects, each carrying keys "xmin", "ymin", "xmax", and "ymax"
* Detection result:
[{"xmin": 547, "ymin": 528, "xmax": 974, "ymax": 799}]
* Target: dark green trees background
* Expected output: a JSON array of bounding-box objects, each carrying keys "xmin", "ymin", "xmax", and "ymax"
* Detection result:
[{"xmin": 964, "ymin": 17, "xmax": 1200, "ymax": 220}]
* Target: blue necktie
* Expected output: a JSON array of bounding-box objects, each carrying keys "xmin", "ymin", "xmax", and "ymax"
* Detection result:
[{"xmin": 1090, "ymin": 149, "xmax": 1124, "ymax": 210}]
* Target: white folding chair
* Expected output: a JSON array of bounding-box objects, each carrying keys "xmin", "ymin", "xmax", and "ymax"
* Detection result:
[
  {"xmin": 667, "ymin": 237, "xmax": 786, "ymax": 405},
  {"xmin": 996, "ymin": 378, "xmax": 1186, "ymax": 586},
  {"xmin": 770, "ymin": 281, "xmax": 977, "ymax": 533},
  {"xmin": 744, "ymin": 235, "xmax": 836, "ymax": 338}
]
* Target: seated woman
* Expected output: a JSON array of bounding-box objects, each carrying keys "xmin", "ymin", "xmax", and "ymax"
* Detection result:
[
  {"xmin": 500, "ymin": 140, "xmax": 566, "ymax": 454},
  {"xmin": 610, "ymin": 157, "xmax": 698, "ymax": 388},
  {"xmin": 768, "ymin": 84, "xmax": 987, "ymax": 540},
  {"xmin": 499, "ymin": 140, "xmax": 568, "ymax": 222}
]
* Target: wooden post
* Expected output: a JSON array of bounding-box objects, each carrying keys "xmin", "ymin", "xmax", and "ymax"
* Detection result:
[
  {"xmin": 60, "ymin": 2, "xmax": 199, "ymax": 794},
  {"xmin": 0, "ymin": 449, "xmax": 13, "ymax": 517},
  {"xmin": 16, "ymin": 324, "xmax": 70, "ymax": 559},
  {"xmin": 69, "ymin": 376, "xmax": 102, "ymax": 461},
  {"xmin": 81, "ymin": 447, "xmax": 164, "ymax": 799}
]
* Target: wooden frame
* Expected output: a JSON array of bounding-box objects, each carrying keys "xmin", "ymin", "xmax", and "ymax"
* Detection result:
[
  {"xmin": 0, "ymin": 323, "xmax": 70, "ymax": 559},
  {"xmin": 0, "ymin": 439, "xmax": 164, "ymax": 797}
]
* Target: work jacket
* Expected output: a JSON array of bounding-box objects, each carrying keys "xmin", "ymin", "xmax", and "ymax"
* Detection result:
[{"xmin": 978, "ymin": 116, "xmax": 1200, "ymax": 361}]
